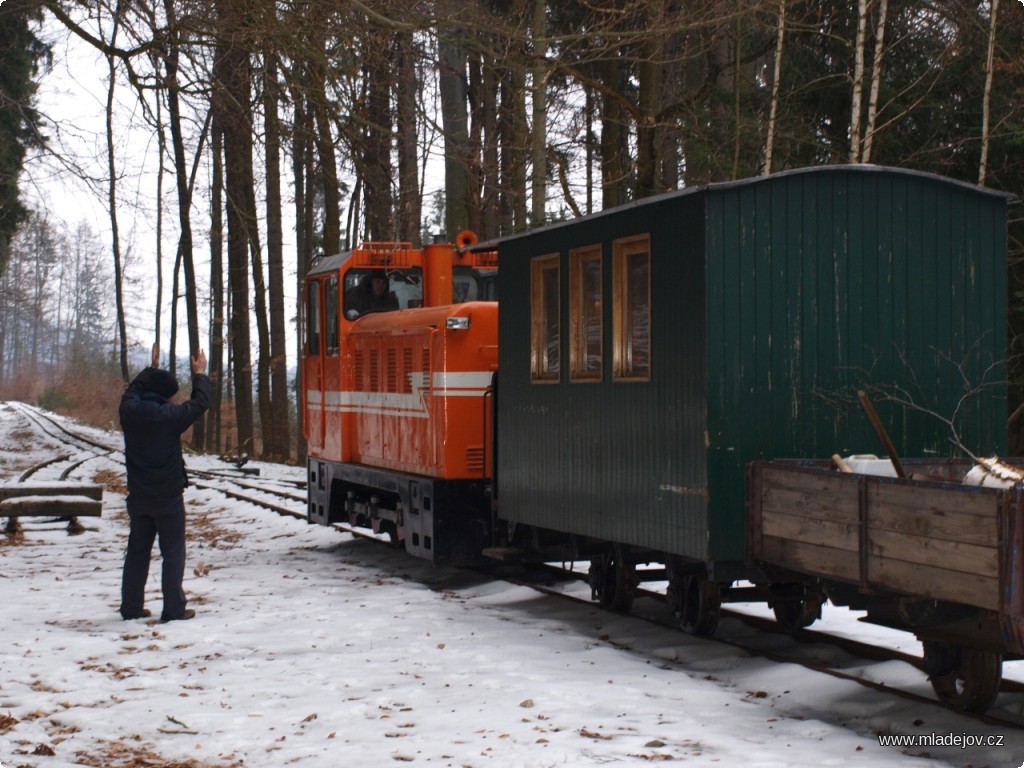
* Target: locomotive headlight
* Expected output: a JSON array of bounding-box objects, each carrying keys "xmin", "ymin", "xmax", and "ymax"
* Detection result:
[{"xmin": 446, "ymin": 317, "xmax": 471, "ymax": 330}]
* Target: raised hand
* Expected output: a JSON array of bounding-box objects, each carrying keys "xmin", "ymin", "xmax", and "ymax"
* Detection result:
[{"xmin": 191, "ymin": 349, "xmax": 208, "ymax": 374}]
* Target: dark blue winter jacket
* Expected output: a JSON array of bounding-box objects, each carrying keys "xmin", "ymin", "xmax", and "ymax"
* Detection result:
[{"xmin": 120, "ymin": 368, "xmax": 211, "ymax": 498}]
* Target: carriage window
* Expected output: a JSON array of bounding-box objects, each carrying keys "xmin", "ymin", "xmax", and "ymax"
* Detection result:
[
  {"xmin": 570, "ymin": 246, "xmax": 602, "ymax": 381},
  {"xmin": 613, "ymin": 236, "xmax": 650, "ymax": 381},
  {"xmin": 325, "ymin": 276, "xmax": 339, "ymax": 355},
  {"xmin": 306, "ymin": 281, "xmax": 321, "ymax": 356},
  {"xmin": 530, "ymin": 254, "xmax": 560, "ymax": 382}
]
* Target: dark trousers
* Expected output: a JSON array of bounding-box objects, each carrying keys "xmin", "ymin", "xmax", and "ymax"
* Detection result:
[{"xmin": 120, "ymin": 493, "xmax": 187, "ymax": 621}]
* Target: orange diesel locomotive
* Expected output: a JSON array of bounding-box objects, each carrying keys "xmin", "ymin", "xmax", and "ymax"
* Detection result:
[{"xmin": 302, "ymin": 233, "xmax": 497, "ymax": 564}]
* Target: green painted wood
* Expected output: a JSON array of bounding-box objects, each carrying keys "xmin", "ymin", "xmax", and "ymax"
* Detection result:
[{"xmin": 498, "ymin": 166, "xmax": 1012, "ymax": 565}]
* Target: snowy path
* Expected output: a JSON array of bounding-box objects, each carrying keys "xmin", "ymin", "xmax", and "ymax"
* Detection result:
[{"xmin": 0, "ymin": 405, "xmax": 1022, "ymax": 767}]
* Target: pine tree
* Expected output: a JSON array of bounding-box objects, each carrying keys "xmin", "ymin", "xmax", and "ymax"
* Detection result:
[{"xmin": 0, "ymin": 0, "xmax": 49, "ymax": 274}]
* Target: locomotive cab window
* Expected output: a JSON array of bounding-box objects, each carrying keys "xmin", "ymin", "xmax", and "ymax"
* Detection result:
[
  {"xmin": 306, "ymin": 281, "xmax": 321, "ymax": 356},
  {"xmin": 453, "ymin": 266, "xmax": 498, "ymax": 303},
  {"xmin": 530, "ymin": 254, "xmax": 560, "ymax": 382},
  {"xmin": 613, "ymin": 235, "xmax": 651, "ymax": 381},
  {"xmin": 325, "ymin": 275, "xmax": 339, "ymax": 355},
  {"xmin": 343, "ymin": 267, "xmax": 422, "ymax": 319},
  {"xmin": 570, "ymin": 245, "xmax": 602, "ymax": 381}
]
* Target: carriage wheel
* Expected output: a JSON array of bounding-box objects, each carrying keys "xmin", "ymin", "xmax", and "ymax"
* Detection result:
[
  {"xmin": 772, "ymin": 587, "xmax": 826, "ymax": 631},
  {"xmin": 926, "ymin": 643, "xmax": 1002, "ymax": 713},
  {"xmin": 674, "ymin": 574, "xmax": 721, "ymax": 636},
  {"xmin": 589, "ymin": 543, "xmax": 636, "ymax": 613}
]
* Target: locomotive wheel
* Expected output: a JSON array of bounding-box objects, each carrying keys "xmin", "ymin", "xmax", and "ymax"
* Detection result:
[
  {"xmin": 676, "ymin": 575, "xmax": 721, "ymax": 636},
  {"xmin": 379, "ymin": 521, "xmax": 403, "ymax": 549},
  {"xmin": 772, "ymin": 588, "xmax": 826, "ymax": 631},
  {"xmin": 589, "ymin": 544, "xmax": 636, "ymax": 613},
  {"xmin": 927, "ymin": 643, "xmax": 1002, "ymax": 713}
]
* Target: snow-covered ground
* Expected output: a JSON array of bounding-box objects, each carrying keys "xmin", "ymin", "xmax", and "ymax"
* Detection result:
[{"xmin": 1, "ymin": 404, "xmax": 1022, "ymax": 768}]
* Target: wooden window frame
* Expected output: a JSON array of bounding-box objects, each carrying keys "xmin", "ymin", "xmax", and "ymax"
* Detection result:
[
  {"xmin": 569, "ymin": 245, "xmax": 603, "ymax": 382},
  {"xmin": 530, "ymin": 254, "xmax": 561, "ymax": 383},
  {"xmin": 612, "ymin": 235, "xmax": 652, "ymax": 382}
]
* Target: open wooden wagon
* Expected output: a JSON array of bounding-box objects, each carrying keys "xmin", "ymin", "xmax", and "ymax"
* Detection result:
[{"xmin": 747, "ymin": 457, "xmax": 1024, "ymax": 712}]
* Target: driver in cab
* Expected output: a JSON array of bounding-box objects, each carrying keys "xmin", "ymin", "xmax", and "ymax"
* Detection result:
[{"xmin": 345, "ymin": 269, "xmax": 399, "ymax": 319}]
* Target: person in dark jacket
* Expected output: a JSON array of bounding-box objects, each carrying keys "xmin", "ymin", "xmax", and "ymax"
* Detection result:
[
  {"xmin": 119, "ymin": 345, "xmax": 210, "ymax": 622},
  {"xmin": 344, "ymin": 269, "xmax": 399, "ymax": 318}
]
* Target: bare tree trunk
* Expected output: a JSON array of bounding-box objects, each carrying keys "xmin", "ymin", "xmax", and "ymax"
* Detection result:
[
  {"xmin": 362, "ymin": 27, "xmax": 395, "ymax": 241},
  {"xmin": 979, "ymin": 0, "xmax": 999, "ymax": 186},
  {"xmin": 161, "ymin": 0, "xmax": 204, "ymax": 449},
  {"xmin": 585, "ymin": 84, "xmax": 594, "ymax": 215},
  {"xmin": 170, "ymin": 242, "xmax": 181, "ymax": 376},
  {"xmin": 440, "ymin": 31, "xmax": 470, "ymax": 236},
  {"xmin": 293, "ymin": 89, "xmax": 314, "ymax": 463},
  {"xmin": 600, "ymin": 55, "xmax": 630, "ymax": 209},
  {"xmin": 292, "ymin": 92, "xmax": 307, "ymax": 462},
  {"xmin": 498, "ymin": 55, "xmax": 528, "ymax": 233},
  {"xmin": 154, "ymin": 87, "xmax": 164, "ymax": 356},
  {"xmin": 530, "ymin": 0, "xmax": 547, "ymax": 225},
  {"xmin": 308, "ymin": 25, "xmax": 341, "ymax": 254},
  {"xmin": 264, "ymin": 48, "xmax": 289, "ymax": 460},
  {"xmin": 467, "ymin": 53, "xmax": 483, "ymax": 237},
  {"xmin": 206, "ymin": 119, "xmax": 225, "ymax": 455},
  {"xmin": 105, "ymin": 0, "xmax": 129, "ymax": 381},
  {"xmin": 861, "ymin": 0, "xmax": 888, "ymax": 164},
  {"xmin": 764, "ymin": 0, "xmax": 786, "ymax": 175},
  {"xmin": 636, "ymin": 1, "xmax": 664, "ymax": 198},
  {"xmin": 396, "ymin": 30, "xmax": 421, "ymax": 244},
  {"xmin": 214, "ymin": 0, "xmax": 254, "ymax": 455},
  {"xmin": 480, "ymin": 51, "xmax": 499, "ymax": 240},
  {"xmin": 849, "ymin": 0, "xmax": 870, "ymax": 163},
  {"xmin": 242, "ymin": 134, "xmax": 271, "ymax": 458}
]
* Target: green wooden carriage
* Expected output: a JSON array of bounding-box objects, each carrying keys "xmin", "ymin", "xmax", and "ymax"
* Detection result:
[{"xmin": 496, "ymin": 165, "xmax": 1013, "ymax": 570}]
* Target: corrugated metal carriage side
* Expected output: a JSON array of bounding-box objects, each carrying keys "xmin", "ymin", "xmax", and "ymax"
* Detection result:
[{"xmin": 497, "ymin": 166, "xmax": 1009, "ymax": 557}]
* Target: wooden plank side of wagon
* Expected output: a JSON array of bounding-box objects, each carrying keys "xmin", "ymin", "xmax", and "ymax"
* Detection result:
[
  {"xmin": 864, "ymin": 480, "xmax": 1001, "ymax": 610},
  {"xmin": 751, "ymin": 463, "xmax": 863, "ymax": 583},
  {"xmin": 748, "ymin": 461, "xmax": 1004, "ymax": 612}
]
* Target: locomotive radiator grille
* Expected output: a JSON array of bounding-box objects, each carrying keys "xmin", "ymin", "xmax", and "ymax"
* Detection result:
[{"xmin": 466, "ymin": 446, "xmax": 485, "ymax": 474}]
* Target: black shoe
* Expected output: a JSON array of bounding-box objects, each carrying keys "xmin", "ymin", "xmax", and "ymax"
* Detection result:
[
  {"xmin": 161, "ymin": 609, "xmax": 196, "ymax": 623},
  {"xmin": 121, "ymin": 609, "xmax": 152, "ymax": 620}
]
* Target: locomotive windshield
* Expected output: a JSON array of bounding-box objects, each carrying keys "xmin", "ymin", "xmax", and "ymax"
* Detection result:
[
  {"xmin": 454, "ymin": 266, "xmax": 498, "ymax": 302},
  {"xmin": 344, "ymin": 266, "xmax": 497, "ymax": 319},
  {"xmin": 344, "ymin": 268, "xmax": 422, "ymax": 319}
]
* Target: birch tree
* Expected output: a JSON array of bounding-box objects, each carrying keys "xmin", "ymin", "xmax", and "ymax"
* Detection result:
[
  {"xmin": 978, "ymin": 0, "xmax": 999, "ymax": 186},
  {"xmin": 849, "ymin": 0, "xmax": 870, "ymax": 163}
]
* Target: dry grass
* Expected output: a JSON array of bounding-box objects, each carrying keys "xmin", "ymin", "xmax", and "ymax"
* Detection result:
[{"xmin": 72, "ymin": 737, "xmax": 244, "ymax": 768}]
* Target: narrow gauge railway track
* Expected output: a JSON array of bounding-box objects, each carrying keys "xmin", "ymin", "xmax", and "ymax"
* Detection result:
[
  {"xmin": 297, "ymin": 513, "xmax": 1024, "ymax": 732},
  {"xmin": 499, "ymin": 568, "xmax": 1024, "ymax": 731},
  {"xmin": 5, "ymin": 402, "xmax": 311, "ymax": 520},
  {"xmin": 9, "ymin": 402, "xmax": 1024, "ymax": 730},
  {"xmin": 189, "ymin": 471, "xmax": 308, "ymax": 520},
  {"xmin": 6, "ymin": 402, "xmax": 119, "ymax": 482},
  {"xmin": 7, "ymin": 401, "xmax": 120, "ymax": 455}
]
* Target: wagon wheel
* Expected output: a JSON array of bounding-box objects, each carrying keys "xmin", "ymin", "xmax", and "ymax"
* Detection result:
[
  {"xmin": 379, "ymin": 521, "xmax": 403, "ymax": 549},
  {"xmin": 927, "ymin": 643, "xmax": 1002, "ymax": 713},
  {"xmin": 589, "ymin": 543, "xmax": 636, "ymax": 613},
  {"xmin": 675, "ymin": 575, "xmax": 721, "ymax": 636},
  {"xmin": 772, "ymin": 587, "xmax": 826, "ymax": 631}
]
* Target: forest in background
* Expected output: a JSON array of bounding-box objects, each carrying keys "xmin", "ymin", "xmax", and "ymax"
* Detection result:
[{"xmin": 0, "ymin": 0, "xmax": 1021, "ymax": 461}]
